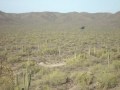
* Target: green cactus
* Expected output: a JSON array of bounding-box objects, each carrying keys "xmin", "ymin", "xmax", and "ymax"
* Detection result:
[
  {"xmin": 24, "ymin": 56, "xmax": 32, "ymax": 90},
  {"xmin": 24, "ymin": 70, "xmax": 31, "ymax": 90},
  {"xmin": 14, "ymin": 57, "xmax": 32, "ymax": 90},
  {"xmin": 107, "ymin": 50, "xmax": 110, "ymax": 67},
  {"xmin": 88, "ymin": 46, "xmax": 91, "ymax": 56},
  {"xmin": 93, "ymin": 46, "xmax": 96, "ymax": 55},
  {"xmin": 14, "ymin": 74, "xmax": 20, "ymax": 90}
]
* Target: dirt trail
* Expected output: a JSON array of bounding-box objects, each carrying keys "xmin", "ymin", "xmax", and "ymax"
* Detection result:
[{"xmin": 38, "ymin": 62, "xmax": 66, "ymax": 68}]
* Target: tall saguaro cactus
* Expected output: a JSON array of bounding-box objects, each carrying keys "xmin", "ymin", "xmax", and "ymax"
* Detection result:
[
  {"xmin": 107, "ymin": 50, "xmax": 110, "ymax": 67},
  {"xmin": 24, "ymin": 55, "xmax": 32, "ymax": 90},
  {"xmin": 14, "ymin": 74, "xmax": 20, "ymax": 90},
  {"xmin": 88, "ymin": 46, "xmax": 91, "ymax": 56},
  {"xmin": 14, "ymin": 57, "xmax": 32, "ymax": 90},
  {"xmin": 23, "ymin": 70, "xmax": 31, "ymax": 90}
]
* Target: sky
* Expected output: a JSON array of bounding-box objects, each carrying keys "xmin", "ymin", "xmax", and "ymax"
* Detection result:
[{"xmin": 0, "ymin": 0, "xmax": 120, "ymax": 13}]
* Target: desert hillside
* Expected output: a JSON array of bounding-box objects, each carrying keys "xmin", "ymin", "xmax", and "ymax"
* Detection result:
[
  {"xmin": 0, "ymin": 11, "xmax": 120, "ymax": 90},
  {"xmin": 0, "ymin": 11, "xmax": 120, "ymax": 30}
]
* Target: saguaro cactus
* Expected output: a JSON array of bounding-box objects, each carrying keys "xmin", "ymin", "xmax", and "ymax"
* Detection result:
[
  {"xmin": 14, "ymin": 74, "xmax": 20, "ymax": 90},
  {"xmin": 23, "ymin": 70, "xmax": 31, "ymax": 90},
  {"xmin": 88, "ymin": 46, "xmax": 91, "ymax": 56},
  {"xmin": 14, "ymin": 58, "xmax": 32, "ymax": 90},
  {"xmin": 24, "ymin": 56, "xmax": 32, "ymax": 90},
  {"xmin": 107, "ymin": 50, "xmax": 110, "ymax": 67}
]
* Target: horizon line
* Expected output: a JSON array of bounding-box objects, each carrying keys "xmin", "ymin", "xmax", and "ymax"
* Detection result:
[{"xmin": 0, "ymin": 10, "xmax": 120, "ymax": 14}]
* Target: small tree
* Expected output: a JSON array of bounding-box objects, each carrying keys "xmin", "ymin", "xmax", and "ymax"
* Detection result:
[{"xmin": 80, "ymin": 26, "xmax": 85, "ymax": 30}]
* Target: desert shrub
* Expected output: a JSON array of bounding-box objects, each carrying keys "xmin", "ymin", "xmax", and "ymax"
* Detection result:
[
  {"xmin": 40, "ymin": 85, "xmax": 53, "ymax": 90},
  {"xmin": 21, "ymin": 60, "xmax": 36, "ymax": 69},
  {"xmin": 90, "ymin": 64, "xmax": 105, "ymax": 73},
  {"xmin": 91, "ymin": 63, "xmax": 116, "ymax": 75},
  {"xmin": 112, "ymin": 60, "xmax": 120, "ymax": 71},
  {"xmin": 95, "ymin": 48, "xmax": 107, "ymax": 58},
  {"xmin": 30, "ymin": 66, "xmax": 40, "ymax": 75},
  {"xmin": 0, "ymin": 66, "xmax": 14, "ymax": 90},
  {"xmin": 17, "ymin": 50, "xmax": 27, "ymax": 57},
  {"xmin": 96, "ymin": 72, "xmax": 118, "ymax": 89},
  {"xmin": 66, "ymin": 54, "xmax": 87, "ymax": 68},
  {"xmin": 41, "ymin": 70, "xmax": 67, "ymax": 86},
  {"xmin": 0, "ymin": 52, "xmax": 7, "ymax": 69},
  {"xmin": 35, "ymin": 67, "xmax": 50, "ymax": 79},
  {"xmin": 89, "ymin": 63, "xmax": 119, "ymax": 89},
  {"xmin": 70, "ymin": 71, "xmax": 94, "ymax": 90},
  {"xmin": 7, "ymin": 55, "xmax": 21, "ymax": 63},
  {"xmin": 0, "ymin": 76, "xmax": 14, "ymax": 90},
  {"xmin": 0, "ymin": 51, "xmax": 7, "ymax": 58},
  {"xmin": 112, "ymin": 53, "xmax": 120, "ymax": 60},
  {"xmin": 42, "ymin": 47, "xmax": 59, "ymax": 55}
]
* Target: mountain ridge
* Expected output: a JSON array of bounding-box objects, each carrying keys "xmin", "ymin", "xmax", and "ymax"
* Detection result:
[{"xmin": 0, "ymin": 11, "xmax": 120, "ymax": 30}]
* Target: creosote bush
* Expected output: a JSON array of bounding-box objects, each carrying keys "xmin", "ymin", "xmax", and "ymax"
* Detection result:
[
  {"xmin": 96, "ymin": 72, "xmax": 118, "ymax": 89},
  {"xmin": 70, "ymin": 71, "xmax": 94, "ymax": 90},
  {"xmin": 0, "ymin": 65, "xmax": 14, "ymax": 90},
  {"xmin": 66, "ymin": 54, "xmax": 87, "ymax": 68},
  {"xmin": 112, "ymin": 60, "xmax": 120, "ymax": 71},
  {"xmin": 41, "ymin": 47, "xmax": 59, "ymax": 55},
  {"xmin": 41, "ymin": 70, "xmax": 67, "ymax": 86}
]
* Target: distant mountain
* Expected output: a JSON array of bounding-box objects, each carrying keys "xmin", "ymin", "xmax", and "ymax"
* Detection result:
[{"xmin": 0, "ymin": 11, "xmax": 120, "ymax": 30}]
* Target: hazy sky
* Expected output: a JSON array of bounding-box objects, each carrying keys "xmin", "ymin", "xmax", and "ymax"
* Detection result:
[{"xmin": 0, "ymin": 0, "xmax": 120, "ymax": 13}]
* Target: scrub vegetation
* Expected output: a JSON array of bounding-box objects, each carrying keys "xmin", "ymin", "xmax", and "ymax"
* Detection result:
[
  {"xmin": 0, "ymin": 29, "xmax": 120, "ymax": 90},
  {"xmin": 0, "ymin": 11, "xmax": 120, "ymax": 90}
]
